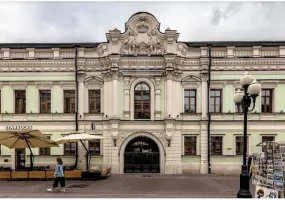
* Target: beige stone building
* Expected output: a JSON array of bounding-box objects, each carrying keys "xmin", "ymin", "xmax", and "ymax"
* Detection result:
[{"xmin": 0, "ymin": 12, "xmax": 285, "ymax": 174}]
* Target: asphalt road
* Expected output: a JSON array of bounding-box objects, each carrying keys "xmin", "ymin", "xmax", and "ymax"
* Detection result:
[{"xmin": 0, "ymin": 174, "xmax": 256, "ymax": 198}]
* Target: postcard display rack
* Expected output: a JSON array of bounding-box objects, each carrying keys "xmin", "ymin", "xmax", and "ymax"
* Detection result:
[{"xmin": 252, "ymin": 142, "xmax": 285, "ymax": 198}]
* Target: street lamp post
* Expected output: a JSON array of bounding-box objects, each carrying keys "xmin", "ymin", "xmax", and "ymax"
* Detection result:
[{"xmin": 234, "ymin": 72, "xmax": 261, "ymax": 198}]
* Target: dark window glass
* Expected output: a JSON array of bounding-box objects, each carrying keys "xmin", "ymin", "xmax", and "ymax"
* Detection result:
[
  {"xmin": 40, "ymin": 90, "xmax": 51, "ymax": 114},
  {"xmin": 64, "ymin": 90, "xmax": 75, "ymax": 113},
  {"xmin": 39, "ymin": 136, "xmax": 51, "ymax": 155},
  {"xmin": 134, "ymin": 83, "xmax": 150, "ymax": 119},
  {"xmin": 184, "ymin": 136, "xmax": 196, "ymax": 155},
  {"xmin": 64, "ymin": 142, "xmax": 76, "ymax": 155},
  {"xmin": 236, "ymin": 136, "xmax": 249, "ymax": 155},
  {"xmin": 184, "ymin": 90, "xmax": 196, "ymax": 113},
  {"xmin": 89, "ymin": 90, "xmax": 101, "ymax": 113},
  {"xmin": 210, "ymin": 89, "xmax": 222, "ymax": 113},
  {"xmin": 15, "ymin": 90, "xmax": 26, "ymax": 114},
  {"xmin": 261, "ymin": 89, "xmax": 273, "ymax": 113},
  {"xmin": 89, "ymin": 140, "xmax": 101, "ymax": 155},
  {"xmin": 211, "ymin": 136, "xmax": 223, "ymax": 155}
]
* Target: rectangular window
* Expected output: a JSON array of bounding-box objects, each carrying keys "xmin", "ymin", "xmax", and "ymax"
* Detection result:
[
  {"xmin": 184, "ymin": 136, "xmax": 196, "ymax": 155},
  {"xmin": 262, "ymin": 136, "xmax": 275, "ymax": 152},
  {"xmin": 64, "ymin": 142, "xmax": 76, "ymax": 155},
  {"xmin": 0, "ymin": 91, "xmax": 1, "ymax": 113},
  {"xmin": 39, "ymin": 136, "xmax": 51, "ymax": 155},
  {"xmin": 236, "ymin": 136, "xmax": 249, "ymax": 155},
  {"xmin": 89, "ymin": 90, "xmax": 101, "ymax": 113},
  {"xmin": 40, "ymin": 90, "xmax": 51, "ymax": 114},
  {"xmin": 15, "ymin": 90, "xmax": 26, "ymax": 114},
  {"xmin": 0, "ymin": 144, "xmax": 1, "ymax": 156},
  {"xmin": 261, "ymin": 89, "xmax": 273, "ymax": 113},
  {"xmin": 89, "ymin": 140, "xmax": 101, "ymax": 155},
  {"xmin": 184, "ymin": 90, "xmax": 196, "ymax": 113},
  {"xmin": 210, "ymin": 89, "xmax": 222, "ymax": 113},
  {"xmin": 211, "ymin": 136, "xmax": 223, "ymax": 155},
  {"xmin": 64, "ymin": 90, "xmax": 75, "ymax": 113}
]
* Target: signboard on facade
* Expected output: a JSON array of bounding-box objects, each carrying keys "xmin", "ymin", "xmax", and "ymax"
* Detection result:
[{"xmin": 6, "ymin": 126, "xmax": 33, "ymax": 130}]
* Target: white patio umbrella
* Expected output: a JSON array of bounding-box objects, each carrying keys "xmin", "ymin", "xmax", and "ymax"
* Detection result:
[
  {"xmin": 0, "ymin": 130, "xmax": 59, "ymax": 170},
  {"xmin": 55, "ymin": 132, "xmax": 105, "ymax": 170}
]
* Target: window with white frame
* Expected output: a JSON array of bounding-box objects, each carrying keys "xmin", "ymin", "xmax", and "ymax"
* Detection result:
[
  {"xmin": 184, "ymin": 136, "xmax": 197, "ymax": 155},
  {"xmin": 236, "ymin": 136, "xmax": 249, "ymax": 155},
  {"xmin": 211, "ymin": 136, "xmax": 223, "ymax": 155}
]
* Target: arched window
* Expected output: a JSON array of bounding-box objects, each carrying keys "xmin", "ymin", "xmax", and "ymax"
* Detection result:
[{"xmin": 134, "ymin": 83, "xmax": 150, "ymax": 119}]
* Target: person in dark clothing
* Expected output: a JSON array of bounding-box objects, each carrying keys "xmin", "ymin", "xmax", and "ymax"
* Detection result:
[
  {"xmin": 47, "ymin": 158, "xmax": 66, "ymax": 192},
  {"xmin": 247, "ymin": 154, "xmax": 252, "ymax": 179}
]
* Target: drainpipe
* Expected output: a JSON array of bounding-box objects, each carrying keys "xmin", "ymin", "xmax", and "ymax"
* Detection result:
[
  {"xmin": 207, "ymin": 44, "xmax": 212, "ymax": 174},
  {"xmin": 74, "ymin": 44, "xmax": 79, "ymax": 168}
]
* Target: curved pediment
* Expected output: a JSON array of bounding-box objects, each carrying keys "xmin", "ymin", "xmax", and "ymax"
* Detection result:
[{"xmin": 95, "ymin": 12, "xmax": 188, "ymax": 57}]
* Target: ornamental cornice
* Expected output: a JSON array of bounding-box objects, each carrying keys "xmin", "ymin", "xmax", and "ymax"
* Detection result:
[
  {"xmin": 0, "ymin": 60, "xmax": 75, "ymax": 72},
  {"xmin": 211, "ymin": 59, "xmax": 285, "ymax": 70}
]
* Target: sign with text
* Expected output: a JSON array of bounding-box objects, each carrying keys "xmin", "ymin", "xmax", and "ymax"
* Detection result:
[{"xmin": 6, "ymin": 126, "xmax": 33, "ymax": 130}]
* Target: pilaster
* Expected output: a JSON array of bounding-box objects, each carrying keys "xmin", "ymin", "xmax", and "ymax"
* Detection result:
[
  {"xmin": 280, "ymin": 46, "xmax": 285, "ymax": 57},
  {"xmin": 27, "ymin": 48, "xmax": 35, "ymax": 59},
  {"xmin": 200, "ymin": 121, "xmax": 208, "ymax": 174},
  {"xmin": 123, "ymin": 76, "xmax": 131, "ymax": 120},
  {"xmin": 78, "ymin": 72, "xmax": 85, "ymax": 117},
  {"xmin": 52, "ymin": 48, "xmax": 60, "ymax": 59},
  {"xmin": 1, "ymin": 48, "xmax": 10, "ymax": 59},
  {"xmin": 227, "ymin": 46, "xmax": 235, "ymax": 57},
  {"xmin": 253, "ymin": 46, "xmax": 261, "ymax": 57},
  {"xmin": 154, "ymin": 77, "xmax": 161, "ymax": 120}
]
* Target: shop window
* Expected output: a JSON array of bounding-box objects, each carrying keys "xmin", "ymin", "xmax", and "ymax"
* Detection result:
[
  {"xmin": 184, "ymin": 90, "xmax": 196, "ymax": 113},
  {"xmin": 40, "ymin": 90, "xmax": 51, "ymax": 114},
  {"xmin": 15, "ymin": 90, "xmax": 26, "ymax": 114},
  {"xmin": 64, "ymin": 90, "xmax": 75, "ymax": 113},
  {"xmin": 236, "ymin": 136, "xmax": 249, "ymax": 155},
  {"xmin": 211, "ymin": 136, "xmax": 223, "ymax": 155},
  {"xmin": 184, "ymin": 136, "xmax": 196, "ymax": 155},
  {"xmin": 64, "ymin": 142, "xmax": 76, "ymax": 155},
  {"xmin": 89, "ymin": 90, "xmax": 101, "ymax": 113},
  {"xmin": 89, "ymin": 140, "xmax": 101, "ymax": 155}
]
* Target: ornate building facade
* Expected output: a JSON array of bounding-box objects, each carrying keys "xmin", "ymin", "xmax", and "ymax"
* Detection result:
[{"xmin": 0, "ymin": 12, "xmax": 285, "ymax": 174}]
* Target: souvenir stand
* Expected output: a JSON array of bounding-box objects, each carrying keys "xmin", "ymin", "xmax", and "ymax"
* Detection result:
[{"xmin": 251, "ymin": 141, "xmax": 285, "ymax": 198}]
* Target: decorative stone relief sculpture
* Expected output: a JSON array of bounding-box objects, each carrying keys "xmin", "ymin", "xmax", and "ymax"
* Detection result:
[
  {"xmin": 97, "ymin": 44, "xmax": 108, "ymax": 56},
  {"xmin": 120, "ymin": 15, "xmax": 166, "ymax": 56},
  {"xmin": 177, "ymin": 43, "xmax": 188, "ymax": 56}
]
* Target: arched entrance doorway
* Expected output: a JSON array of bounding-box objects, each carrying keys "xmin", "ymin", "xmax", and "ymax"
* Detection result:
[{"xmin": 124, "ymin": 136, "xmax": 160, "ymax": 173}]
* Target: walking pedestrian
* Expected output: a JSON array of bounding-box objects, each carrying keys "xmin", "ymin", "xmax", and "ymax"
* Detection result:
[
  {"xmin": 247, "ymin": 154, "xmax": 252, "ymax": 179},
  {"xmin": 47, "ymin": 158, "xmax": 66, "ymax": 192}
]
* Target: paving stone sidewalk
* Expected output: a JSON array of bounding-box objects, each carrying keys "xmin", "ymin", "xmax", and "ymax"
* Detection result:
[{"xmin": 0, "ymin": 174, "xmax": 256, "ymax": 198}]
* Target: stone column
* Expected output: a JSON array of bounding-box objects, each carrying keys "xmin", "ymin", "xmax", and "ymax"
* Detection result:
[
  {"xmin": 166, "ymin": 72, "xmax": 173, "ymax": 118},
  {"xmin": 103, "ymin": 73, "xmax": 109, "ymax": 117},
  {"xmin": 154, "ymin": 77, "xmax": 161, "ymax": 120},
  {"xmin": 77, "ymin": 141, "xmax": 87, "ymax": 170},
  {"xmin": 112, "ymin": 72, "xmax": 119, "ymax": 118},
  {"xmin": 200, "ymin": 73, "xmax": 208, "ymax": 174},
  {"xmin": 78, "ymin": 73, "xmax": 85, "ymax": 118},
  {"xmin": 108, "ymin": 74, "xmax": 113, "ymax": 117},
  {"xmin": 123, "ymin": 77, "xmax": 130, "ymax": 120}
]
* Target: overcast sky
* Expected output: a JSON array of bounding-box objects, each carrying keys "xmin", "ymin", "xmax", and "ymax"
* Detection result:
[{"xmin": 0, "ymin": 1, "xmax": 285, "ymax": 43}]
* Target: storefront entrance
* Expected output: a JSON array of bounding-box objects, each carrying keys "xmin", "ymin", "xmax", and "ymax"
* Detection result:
[
  {"xmin": 124, "ymin": 136, "xmax": 160, "ymax": 173},
  {"xmin": 15, "ymin": 149, "xmax": 26, "ymax": 170}
]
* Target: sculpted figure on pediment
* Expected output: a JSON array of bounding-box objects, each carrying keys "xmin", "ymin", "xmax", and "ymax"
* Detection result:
[{"xmin": 120, "ymin": 15, "xmax": 166, "ymax": 56}]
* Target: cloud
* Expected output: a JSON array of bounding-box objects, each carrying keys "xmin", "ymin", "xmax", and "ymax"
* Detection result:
[{"xmin": 0, "ymin": 2, "xmax": 284, "ymax": 43}]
